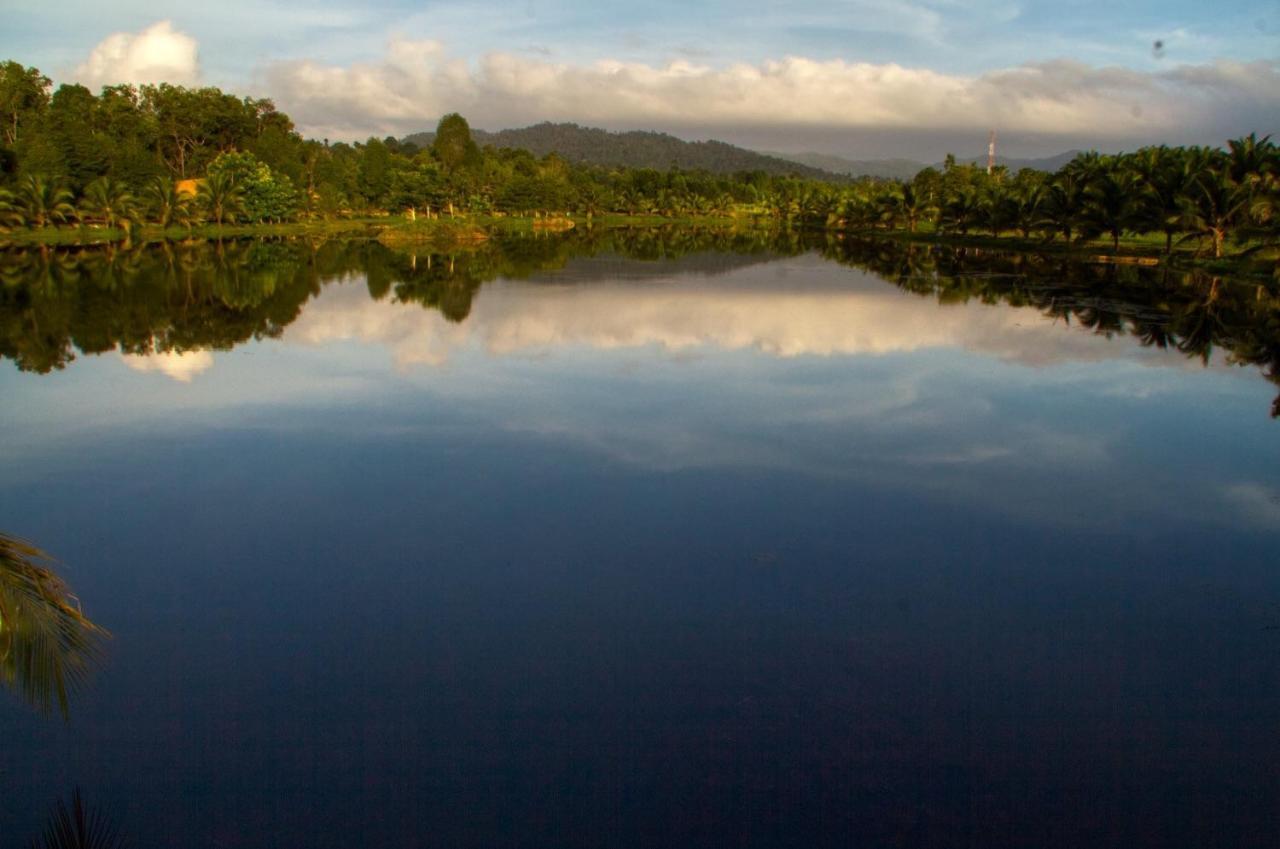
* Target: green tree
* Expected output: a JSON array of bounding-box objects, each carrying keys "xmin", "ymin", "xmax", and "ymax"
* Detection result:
[
  {"xmin": 207, "ymin": 150, "xmax": 298, "ymax": 222},
  {"xmin": 197, "ymin": 170, "xmax": 245, "ymax": 225},
  {"xmin": 1081, "ymin": 166, "xmax": 1140, "ymax": 252},
  {"xmin": 81, "ymin": 177, "xmax": 139, "ymax": 232},
  {"xmin": 16, "ymin": 174, "xmax": 75, "ymax": 228},
  {"xmin": 144, "ymin": 175, "xmax": 191, "ymax": 228},
  {"xmin": 356, "ymin": 138, "xmax": 392, "ymax": 207},
  {"xmin": 1133, "ymin": 146, "xmax": 1193, "ymax": 254},
  {"xmin": 1180, "ymin": 163, "xmax": 1251, "ymax": 258},
  {"xmin": 0, "ymin": 60, "xmax": 50, "ymax": 146},
  {"xmin": 432, "ymin": 113, "xmax": 480, "ymax": 173}
]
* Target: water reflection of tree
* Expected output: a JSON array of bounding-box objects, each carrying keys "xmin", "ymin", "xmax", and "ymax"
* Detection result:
[
  {"xmin": 28, "ymin": 787, "xmax": 130, "ymax": 849},
  {"xmin": 0, "ymin": 534, "xmax": 106, "ymax": 718},
  {"xmin": 0, "ymin": 238, "xmax": 361, "ymax": 373},
  {"xmin": 3, "ymin": 230, "xmax": 1278, "ymax": 415},
  {"xmin": 821, "ymin": 236, "xmax": 1280, "ymax": 417}
]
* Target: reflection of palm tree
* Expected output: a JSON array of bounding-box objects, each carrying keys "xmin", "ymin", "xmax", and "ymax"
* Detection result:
[
  {"xmin": 29, "ymin": 788, "xmax": 130, "ymax": 849},
  {"xmin": 0, "ymin": 534, "xmax": 107, "ymax": 718}
]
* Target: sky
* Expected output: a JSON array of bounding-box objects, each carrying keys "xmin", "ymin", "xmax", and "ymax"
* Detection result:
[{"xmin": 3, "ymin": 1, "xmax": 1279, "ymax": 158}]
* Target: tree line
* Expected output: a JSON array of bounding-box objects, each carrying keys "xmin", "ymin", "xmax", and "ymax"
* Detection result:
[
  {"xmin": 1, "ymin": 60, "xmax": 1277, "ymax": 262},
  {"xmin": 830, "ymin": 143, "xmax": 1279, "ymax": 259}
]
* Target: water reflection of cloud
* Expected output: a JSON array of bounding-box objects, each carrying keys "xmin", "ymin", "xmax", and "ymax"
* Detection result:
[
  {"xmin": 1222, "ymin": 483, "xmax": 1280, "ymax": 528},
  {"xmin": 120, "ymin": 350, "xmax": 214, "ymax": 383},
  {"xmin": 287, "ymin": 258, "xmax": 1199, "ymax": 372}
]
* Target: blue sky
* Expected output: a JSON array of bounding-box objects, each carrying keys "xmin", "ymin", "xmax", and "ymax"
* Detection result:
[{"xmin": 3, "ymin": 1, "xmax": 1278, "ymax": 157}]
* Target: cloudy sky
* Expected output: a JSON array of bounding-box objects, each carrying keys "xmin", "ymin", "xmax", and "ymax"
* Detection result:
[{"xmin": 4, "ymin": 1, "xmax": 1279, "ymax": 158}]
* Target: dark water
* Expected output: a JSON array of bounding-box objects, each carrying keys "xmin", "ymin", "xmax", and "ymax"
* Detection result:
[{"xmin": 2, "ymin": 231, "xmax": 1278, "ymax": 848}]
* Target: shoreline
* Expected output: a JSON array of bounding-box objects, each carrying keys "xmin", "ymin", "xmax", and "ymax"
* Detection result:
[{"xmin": 1, "ymin": 214, "xmax": 1275, "ymax": 279}]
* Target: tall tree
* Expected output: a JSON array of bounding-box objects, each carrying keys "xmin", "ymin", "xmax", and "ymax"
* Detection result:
[
  {"xmin": 432, "ymin": 113, "xmax": 479, "ymax": 173},
  {"xmin": 0, "ymin": 60, "xmax": 50, "ymax": 147}
]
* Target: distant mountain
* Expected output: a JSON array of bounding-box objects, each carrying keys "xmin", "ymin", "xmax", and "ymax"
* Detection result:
[
  {"xmin": 765, "ymin": 149, "xmax": 1085, "ymax": 180},
  {"xmin": 402, "ymin": 122, "xmax": 844, "ymax": 181},
  {"xmin": 762, "ymin": 152, "xmax": 924, "ymax": 180},
  {"xmin": 947, "ymin": 150, "xmax": 1084, "ymax": 173}
]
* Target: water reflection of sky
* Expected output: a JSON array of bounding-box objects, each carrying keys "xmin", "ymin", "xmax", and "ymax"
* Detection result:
[
  {"xmin": 2, "ymin": 251, "xmax": 1278, "ymax": 848},
  {"xmin": 4, "ymin": 254, "xmax": 1276, "ymax": 533}
]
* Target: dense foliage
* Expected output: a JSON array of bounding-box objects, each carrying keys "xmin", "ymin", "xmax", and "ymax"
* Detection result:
[{"xmin": 0, "ymin": 60, "xmax": 1278, "ymax": 265}]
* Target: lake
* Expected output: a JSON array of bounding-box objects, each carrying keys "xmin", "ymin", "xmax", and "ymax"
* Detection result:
[{"xmin": 2, "ymin": 229, "xmax": 1278, "ymax": 848}]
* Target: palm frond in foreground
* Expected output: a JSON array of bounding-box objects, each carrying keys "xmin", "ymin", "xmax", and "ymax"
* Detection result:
[{"xmin": 0, "ymin": 533, "xmax": 107, "ymax": 718}]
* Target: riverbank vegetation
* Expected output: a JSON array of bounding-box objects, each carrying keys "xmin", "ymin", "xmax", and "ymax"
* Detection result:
[{"xmin": 1, "ymin": 61, "xmax": 1278, "ymax": 272}]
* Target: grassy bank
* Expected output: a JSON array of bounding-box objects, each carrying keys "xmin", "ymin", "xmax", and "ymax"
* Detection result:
[{"xmin": 2, "ymin": 213, "xmax": 1275, "ymax": 278}]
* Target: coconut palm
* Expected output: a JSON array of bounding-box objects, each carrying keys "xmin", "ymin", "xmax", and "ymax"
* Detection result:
[
  {"xmin": 1180, "ymin": 166, "xmax": 1252, "ymax": 259},
  {"xmin": 940, "ymin": 186, "xmax": 983, "ymax": 235},
  {"xmin": 1134, "ymin": 146, "xmax": 1194, "ymax": 254},
  {"xmin": 0, "ymin": 533, "xmax": 107, "ymax": 718},
  {"xmin": 81, "ymin": 178, "xmax": 138, "ymax": 233},
  {"xmin": 893, "ymin": 183, "xmax": 934, "ymax": 233},
  {"xmin": 0, "ymin": 186, "xmax": 22, "ymax": 228},
  {"xmin": 1081, "ymin": 168, "xmax": 1140, "ymax": 252},
  {"xmin": 197, "ymin": 171, "xmax": 245, "ymax": 226},
  {"xmin": 1043, "ymin": 171, "xmax": 1087, "ymax": 243},
  {"xmin": 144, "ymin": 175, "xmax": 191, "ymax": 229},
  {"xmin": 16, "ymin": 175, "xmax": 76, "ymax": 229},
  {"xmin": 1009, "ymin": 181, "xmax": 1049, "ymax": 239},
  {"xmin": 1225, "ymin": 133, "xmax": 1276, "ymax": 187}
]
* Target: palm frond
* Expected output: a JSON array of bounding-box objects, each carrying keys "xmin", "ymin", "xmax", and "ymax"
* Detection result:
[
  {"xmin": 30, "ymin": 788, "xmax": 131, "ymax": 849},
  {"xmin": 0, "ymin": 534, "xmax": 108, "ymax": 718}
]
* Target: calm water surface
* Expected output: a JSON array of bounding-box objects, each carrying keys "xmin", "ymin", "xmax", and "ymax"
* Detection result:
[{"xmin": 2, "ymin": 232, "xmax": 1278, "ymax": 848}]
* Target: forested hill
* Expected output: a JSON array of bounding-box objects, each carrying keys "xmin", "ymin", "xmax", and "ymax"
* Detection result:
[{"xmin": 403, "ymin": 123, "xmax": 844, "ymax": 180}]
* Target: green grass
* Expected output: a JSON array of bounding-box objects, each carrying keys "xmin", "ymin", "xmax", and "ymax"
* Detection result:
[
  {"xmin": 2, "ymin": 214, "xmax": 1276, "ymax": 279},
  {"xmin": 842, "ymin": 223, "xmax": 1278, "ymax": 277}
]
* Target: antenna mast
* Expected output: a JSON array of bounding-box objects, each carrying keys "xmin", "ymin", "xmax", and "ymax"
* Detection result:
[{"xmin": 987, "ymin": 130, "xmax": 997, "ymax": 175}]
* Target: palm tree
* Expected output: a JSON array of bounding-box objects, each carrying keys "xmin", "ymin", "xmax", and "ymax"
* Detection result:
[
  {"xmin": 0, "ymin": 533, "xmax": 107, "ymax": 718},
  {"xmin": 1043, "ymin": 171, "xmax": 1086, "ymax": 243},
  {"xmin": 1134, "ymin": 146, "xmax": 1193, "ymax": 255},
  {"xmin": 81, "ymin": 178, "xmax": 138, "ymax": 233},
  {"xmin": 1081, "ymin": 168, "xmax": 1140, "ymax": 252},
  {"xmin": 893, "ymin": 183, "xmax": 934, "ymax": 233},
  {"xmin": 1225, "ymin": 133, "xmax": 1276, "ymax": 186},
  {"xmin": 940, "ymin": 187, "xmax": 982, "ymax": 235},
  {"xmin": 197, "ymin": 171, "xmax": 245, "ymax": 226},
  {"xmin": 16, "ymin": 175, "xmax": 76, "ymax": 229},
  {"xmin": 1180, "ymin": 166, "xmax": 1252, "ymax": 259},
  {"xmin": 1009, "ymin": 181, "xmax": 1048, "ymax": 239},
  {"xmin": 144, "ymin": 175, "xmax": 191, "ymax": 229},
  {"xmin": 0, "ymin": 186, "xmax": 22, "ymax": 228}
]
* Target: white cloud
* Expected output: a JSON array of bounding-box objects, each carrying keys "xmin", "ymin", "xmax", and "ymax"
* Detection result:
[
  {"xmin": 121, "ymin": 349, "xmax": 214, "ymax": 382},
  {"xmin": 261, "ymin": 35, "xmax": 1280, "ymax": 144},
  {"xmin": 74, "ymin": 20, "xmax": 200, "ymax": 89}
]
